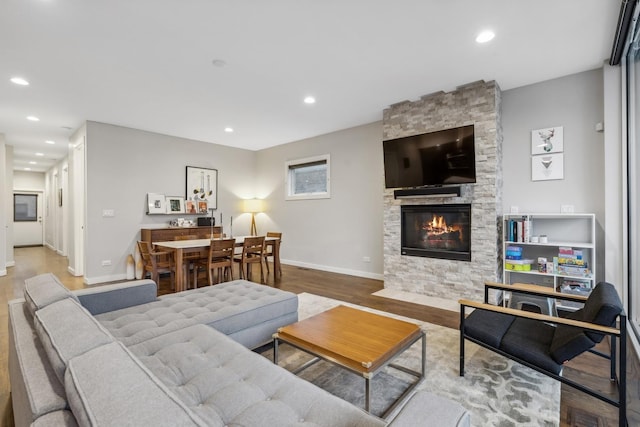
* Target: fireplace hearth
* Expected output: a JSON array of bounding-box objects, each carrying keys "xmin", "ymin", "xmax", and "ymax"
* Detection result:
[{"xmin": 401, "ymin": 204, "xmax": 471, "ymax": 261}]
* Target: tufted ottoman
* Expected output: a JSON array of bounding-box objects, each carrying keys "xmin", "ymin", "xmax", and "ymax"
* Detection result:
[{"xmin": 95, "ymin": 279, "xmax": 298, "ymax": 349}]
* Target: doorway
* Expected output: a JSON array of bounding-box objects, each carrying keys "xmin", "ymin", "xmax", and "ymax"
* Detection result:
[{"xmin": 13, "ymin": 191, "xmax": 44, "ymax": 247}]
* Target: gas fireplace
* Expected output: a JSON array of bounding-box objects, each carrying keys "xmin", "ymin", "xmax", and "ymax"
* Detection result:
[{"xmin": 401, "ymin": 204, "xmax": 471, "ymax": 261}]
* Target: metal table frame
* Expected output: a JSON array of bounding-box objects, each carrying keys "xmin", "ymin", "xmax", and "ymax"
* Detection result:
[{"xmin": 273, "ymin": 330, "xmax": 426, "ymax": 419}]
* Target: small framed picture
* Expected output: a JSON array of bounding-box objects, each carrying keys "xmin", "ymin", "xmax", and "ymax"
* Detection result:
[
  {"xmin": 532, "ymin": 153, "xmax": 564, "ymax": 181},
  {"xmin": 147, "ymin": 193, "xmax": 166, "ymax": 214},
  {"xmin": 531, "ymin": 126, "xmax": 563, "ymax": 155},
  {"xmin": 198, "ymin": 200, "xmax": 208, "ymax": 214},
  {"xmin": 165, "ymin": 196, "xmax": 185, "ymax": 214},
  {"xmin": 185, "ymin": 200, "xmax": 197, "ymax": 214}
]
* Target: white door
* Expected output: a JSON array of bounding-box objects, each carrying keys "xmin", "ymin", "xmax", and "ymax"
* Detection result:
[{"xmin": 14, "ymin": 192, "xmax": 44, "ymax": 246}]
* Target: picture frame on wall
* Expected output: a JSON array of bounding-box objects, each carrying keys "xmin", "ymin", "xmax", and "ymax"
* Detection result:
[
  {"xmin": 165, "ymin": 196, "xmax": 185, "ymax": 214},
  {"xmin": 186, "ymin": 166, "xmax": 218, "ymax": 210},
  {"xmin": 185, "ymin": 200, "xmax": 197, "ymax": 214},
  {"xmin": 531, "ymin": 126, "xmax": 563, "ymax": 155},
  {"xmin": 531, "ymin": 153, "xmax": 564, "ymax": 181},
  {"xmin": 147, "ymin": 193, "xmax": 166, "ymax": 214}
]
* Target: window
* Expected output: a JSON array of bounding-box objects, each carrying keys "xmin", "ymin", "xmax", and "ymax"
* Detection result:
[
  {"xmin": 625, "ymin": 8, "xmax": 640, "ymax": 341},
  {"xmin": 14, "ymin": 194, "xmax": 37, "ymax": 221},
  {"xmin": 285, "ymin": 155, "xmax": 330, "ymax": 200}
]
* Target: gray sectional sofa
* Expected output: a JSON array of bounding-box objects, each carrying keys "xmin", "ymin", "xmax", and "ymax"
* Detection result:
[{"xmin": 9, "ymin": 273, "xmax": 470, "ymax": 427}]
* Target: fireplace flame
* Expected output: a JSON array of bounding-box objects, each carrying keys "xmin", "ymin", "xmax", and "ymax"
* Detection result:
[{"xmin": 424, "ymin": 215, "xmax": 455, "ymax": 234}]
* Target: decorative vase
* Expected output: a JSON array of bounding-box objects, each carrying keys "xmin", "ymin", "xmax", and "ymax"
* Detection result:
[
  {"xmin": 126, "ymin": 254, "xmax": 135, "ymax": 280},
  {"xmin": 135, "ymin": 258, "xmax": 144, "ymax": 280},
  {"xmin": 134, "ymin": 245, "xmax": 142, "ymax": 279}
]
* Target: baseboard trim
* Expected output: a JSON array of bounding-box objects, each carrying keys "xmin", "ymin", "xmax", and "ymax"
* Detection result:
[
  {"xmin": 6, "ymin": 260, "xmax": 15, "ymax": 267},
  {"xmin": 281, "ymin": 259, "xmax": 383, "ymax": 281},
  {"xmin": 0, "ymin": 269, "xmax": 6, "ymax": 276},
  {"xmin": 84, "ymin": 273, "xmax": 129, "ymax": 285}
]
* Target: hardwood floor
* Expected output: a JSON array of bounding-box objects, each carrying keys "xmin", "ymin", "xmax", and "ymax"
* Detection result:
[{"xmin": 0, "ymin": 246, "xmax": 635, "ymax": 426}]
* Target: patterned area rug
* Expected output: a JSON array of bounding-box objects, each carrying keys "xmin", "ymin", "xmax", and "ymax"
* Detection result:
[{"xmin": 264, "ymin": 293, "xmax": 560, "ymax": 426}]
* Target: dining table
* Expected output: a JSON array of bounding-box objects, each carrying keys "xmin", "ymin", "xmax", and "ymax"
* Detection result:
[{"xmin": 153, "ymin": 236, "xmax": 281, "ymax": 292}]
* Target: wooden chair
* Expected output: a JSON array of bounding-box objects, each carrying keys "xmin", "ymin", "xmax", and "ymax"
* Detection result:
[
  {"xmin": 233, "ymin": 236, "xmax": 265, "ymax": 283},
  {"xmin": 174, "ymin": 235, "xmax": 201, "ymax": 288},
  {"xmin": 137, "ymin": 241, "xmax": 175, "ymax": 289},
  {"xmin": 263, "ymin": 231, "xmax": 282, "ymax": 277},
  {"xmin": 194, "ymin": 238, "xmax": 235, "ymax": 286}
]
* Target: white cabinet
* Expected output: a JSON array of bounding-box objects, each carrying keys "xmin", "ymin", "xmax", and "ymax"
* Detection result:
[{"xmin": 502, "ymin": 213, "xmax": 596, "ymax": 311}]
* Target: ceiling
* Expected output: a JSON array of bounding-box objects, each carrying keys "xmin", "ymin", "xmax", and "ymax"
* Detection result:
[{"xmin": 0, "ymin": 0, "xmax": 620, "ymax": 173}]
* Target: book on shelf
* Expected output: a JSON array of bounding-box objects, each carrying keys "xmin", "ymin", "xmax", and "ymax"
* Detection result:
[{"xmin": 506, "ymin": 216, "xmax": 532, "ymax": 243}]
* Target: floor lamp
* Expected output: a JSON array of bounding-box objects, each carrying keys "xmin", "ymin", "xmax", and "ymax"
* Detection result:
[{"xmin": 243, "ymin": 199, "xmax": 264, "ymax": 236}]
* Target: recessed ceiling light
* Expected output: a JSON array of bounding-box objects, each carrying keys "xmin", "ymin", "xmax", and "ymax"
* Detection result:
[
  {"xmin": 304, "ymin": 96, "xmax": 316, "ymax": 104},
  {"xmin": 35, "ymin": 152, "xmax": 44, "ymax": 156},
  {"xmin": 24, "ymin": 167, "xmax": 31, "ymax": 171},
  {"xmin": 29, "ymin": 161, "xmax": 37, "ymax": 165},
  {"xmin": 45, "ymin": 140, "xmax": 55, "ymax": 144},
  {"xmin": 10, "ymin": 77, "xmax": 29, "ymax": 86},
  {"xmin": 475, "ymin": 30, "xmax": 495, "ymax": 44},
  {"xmin": 224, "ymin": 127, "xmax": 234, "ymax": 133},
  {"xmin": 26, "ymin": 116, "xmax": 40, "ymax": 121}
]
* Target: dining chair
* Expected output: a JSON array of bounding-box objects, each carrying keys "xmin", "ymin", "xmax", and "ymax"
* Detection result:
[
  {"xmin": 137, "ymin": 241, "xmax": 175, "ymax": 289},
  {"xmin": 233, "ymin": 236, "xmax": 265, "ymax": 283},
  {"xmin": 263, "ymin": 231, "xmax": 282, "ymax": 278},
  {"xmin": 194, "ymin": 238, "xmax": 236, "ymax": 286},
  {"xmin": 174, "ymin": 235, "xmax": 202, "ymax": 288}
]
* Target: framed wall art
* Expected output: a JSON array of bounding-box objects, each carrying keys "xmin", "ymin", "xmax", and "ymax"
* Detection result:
[
  {"xmin": 531, "ymin": 153, "xmax": 564, "ymax": 181},
  {"xmin": 165, "ymin": 196, "xmax": 185, "ymax": 214},
  {"xmin": 186, "ymin": 166, "xmax": 218, "ymax": 210},
  {"xmin": 147, "ymin": 193, "xmax": 166, "ymax": 214},
  {"xmin": 531, "ymin": 126, "xmax": 563, "ymax": 155}
]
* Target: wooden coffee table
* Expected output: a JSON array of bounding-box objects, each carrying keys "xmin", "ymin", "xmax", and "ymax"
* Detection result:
[{"xmin": 273, "ymin": 305, "xmax": 425, "ymax": 418}]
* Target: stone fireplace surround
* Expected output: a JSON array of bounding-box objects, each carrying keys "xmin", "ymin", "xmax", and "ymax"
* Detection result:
[{"xmin": 383, "ymin": 80, "xmax": 503, "ymax": 304}]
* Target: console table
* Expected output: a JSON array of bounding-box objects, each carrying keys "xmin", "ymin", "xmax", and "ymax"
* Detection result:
[{"xmin": 140, "ymin": 226, "xmax": 223, "ymax": 243}]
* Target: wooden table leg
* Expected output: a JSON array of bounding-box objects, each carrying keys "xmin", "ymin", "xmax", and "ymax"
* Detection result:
[
  {"xmin": 174, "ymin": 248, "xmax": 184, "ymax": 292},
  {"xmin": 274, "ymin": 239, "xmax": 281, "ymax": 278}
]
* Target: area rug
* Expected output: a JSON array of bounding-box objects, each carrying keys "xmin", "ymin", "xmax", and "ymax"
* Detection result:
[{"xmin": 263, "ymin": 292, "xmax": 560, "ymax": 426}]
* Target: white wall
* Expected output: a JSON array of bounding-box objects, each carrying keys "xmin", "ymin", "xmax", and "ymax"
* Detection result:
[
  {"xmin": 84, "ymin": 121, "xmax": 256, "ymax": 284},
  {"xmin": 0, "ymin": 135, "xmax": 8, "ymax": 274},
  {"xmin": 502, "ymin": 68, "xmax": 606, "ymax": 281},
  {"xmin": 13, "ymin": 171, "xmax": 45, "ymax": 190},
  {"xmin": 256, "ymin": 122, "xmax": 384, "ymax": 279},
  {"xmin": 4, "ymin": 143, "xmax": 14, "ymax": 268}
]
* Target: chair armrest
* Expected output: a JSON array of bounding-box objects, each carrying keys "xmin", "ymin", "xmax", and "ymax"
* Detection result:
[
  {"xmin": 485, "ymin": 281, "xmax": 589, "ymax": 303},
  {"xmin": 459, "ymin": 299, "xmax": 620, "ymax": 336},
  {"xmin": 388, "ymin": 391, "xmax": 470, "ymax": 427},
  {"xmin": 73, "ymin": 280, "xmax": 158, "ymax": 315}
]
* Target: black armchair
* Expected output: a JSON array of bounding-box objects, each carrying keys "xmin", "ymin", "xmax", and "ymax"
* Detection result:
[{"xmin": 459, "ymin": 281, "xmax": 627, "ymax": 427}]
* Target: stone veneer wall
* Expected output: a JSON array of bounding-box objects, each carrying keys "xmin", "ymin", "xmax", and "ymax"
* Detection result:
[{"xmin": 383, "ymin": 80, "xmax": 503, "ymax": 302}]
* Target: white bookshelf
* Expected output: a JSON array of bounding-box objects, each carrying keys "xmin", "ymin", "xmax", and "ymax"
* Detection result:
[{"xmin": 502, "ymin": 213, "xmax": 596, "ymax": 311}]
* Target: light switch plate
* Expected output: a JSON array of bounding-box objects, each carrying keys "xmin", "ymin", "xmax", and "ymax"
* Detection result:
[{"xmin": 102, "ymin": 209, "xmax": 115, "ymax": 217}]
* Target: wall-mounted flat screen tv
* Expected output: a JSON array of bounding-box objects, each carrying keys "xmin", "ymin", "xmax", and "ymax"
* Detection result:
[{"xmin": 383, "ymin": 124, "xmax": 476, "ymax": 188}]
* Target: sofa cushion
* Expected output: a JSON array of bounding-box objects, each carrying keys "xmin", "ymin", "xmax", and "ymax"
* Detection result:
[
  {"xmin": 572, "ymin": 282, "xmax": 623, "ymax": 342},
  {"xmin": 65, "ymin": 342, "xmax": 209, "ymax": 427},
  {"xmin": 549, "ymin": 323, "xmax": 595, "ymax": 364},
  {"xmin": 31, "ymin": 410, "xmax": 78, "ymax": 427},
  {"xmin": 24, "ymin": 273, "xmax": 78, "ymax": 317},
  {"xmin": 96, "ymin": 280, "xmax": 298, "ymax": 346},
  {"xmin": 8, "ymin": 300, "xmax": 68, "ymax": 427},
  {"xmin": 499, "ymin": 317, "xmax": 561, "ymax": 374},
  {"xmin": 129, "ymin": 324, "xmax": 385, "ymax": 427},
  {"xmin": 463, "ymin": 308, "xmax": 516, "ymax": 348},
  {"xmin": 34, "ymin": 298, "xmax": 114, "ymax": 383}
]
